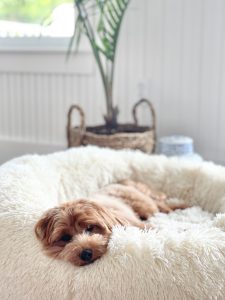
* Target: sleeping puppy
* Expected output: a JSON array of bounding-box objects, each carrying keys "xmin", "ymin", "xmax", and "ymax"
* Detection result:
[{"xmin": 35, "ymin": 180, "xmax": 186, "ymax": 266}]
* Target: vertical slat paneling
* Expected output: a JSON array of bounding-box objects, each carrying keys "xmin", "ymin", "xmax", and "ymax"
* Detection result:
[
  {"xmin": 144, "ymin": 0, "xmax": 166, "ymax": 133},
  {"xmin": 178, "ymin": 0, "xmax": 205, "ymax": 144},
  {"xmin": 160, "ymin": 0, "xmax": 185, "ymax": 134},
  {"xmin": 0, "ymin": 74, "xmax": 7, "ymax": 134},
  {"xmin": 198, "ymin": 0, "xmax": 224, "ymax": 159},
  {"xmin": 217, "ymin": 0, "xmax": 225, "ymax": 162}
]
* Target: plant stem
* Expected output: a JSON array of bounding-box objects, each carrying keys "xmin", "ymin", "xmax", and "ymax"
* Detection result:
[{"xmin": 76, "ymin": 2, "xmax": 116, "ymax": 127}]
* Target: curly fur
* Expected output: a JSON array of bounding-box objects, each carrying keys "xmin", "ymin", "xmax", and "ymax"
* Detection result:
[{"xmin": 35, "ymin": 180, "xmax": 186, "ymax": 266}]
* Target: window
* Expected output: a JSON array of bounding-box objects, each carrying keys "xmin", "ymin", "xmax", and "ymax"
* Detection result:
[{"xmin": 0, "ymin": 0, "xmax": 78, "ymax": 52}]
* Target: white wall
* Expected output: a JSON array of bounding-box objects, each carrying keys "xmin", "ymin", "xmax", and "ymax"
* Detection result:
[{"xmin": 1, "ymin": 0, "xmax": 225, "ymax": 164}]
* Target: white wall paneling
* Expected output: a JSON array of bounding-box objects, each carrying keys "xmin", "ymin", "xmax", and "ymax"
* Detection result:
[{"xmin": 1, "ymin": 0, "xmax": 225, "ymax": 164}]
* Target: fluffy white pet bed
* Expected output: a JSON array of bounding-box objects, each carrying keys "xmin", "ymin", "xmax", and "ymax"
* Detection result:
[{"xmin": 1, "ymin": 147, "xmax": 225, "ymax": 300}]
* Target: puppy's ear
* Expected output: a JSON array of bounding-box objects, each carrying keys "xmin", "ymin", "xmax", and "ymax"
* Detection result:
[{"xmin": 34, "ymin": 208, "xmax": 60, "ymax": 241}]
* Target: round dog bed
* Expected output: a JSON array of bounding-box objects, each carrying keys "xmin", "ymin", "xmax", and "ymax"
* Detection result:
[{"xmin": 0, "ymin": 146, "xmax": 225, "ymax": 300}]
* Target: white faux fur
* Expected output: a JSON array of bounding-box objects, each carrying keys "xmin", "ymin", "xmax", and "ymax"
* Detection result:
[{"xmin": 1, "ymin": 146, "xmax": 225, "ymax": 300}]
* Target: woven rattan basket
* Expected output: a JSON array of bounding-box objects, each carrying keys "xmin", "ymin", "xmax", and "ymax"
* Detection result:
[{"xmin": 67, "ymin": 99, "xmax": 156, "ymax": 153}]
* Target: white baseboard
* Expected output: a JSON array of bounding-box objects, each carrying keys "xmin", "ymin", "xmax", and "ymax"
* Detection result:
[{"xmin": 0, "ymin": 139, "xmax": 65, "ymax": 165}]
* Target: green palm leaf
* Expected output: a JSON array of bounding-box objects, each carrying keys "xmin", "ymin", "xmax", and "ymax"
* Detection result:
[
  {"xmin": 97, "ymin": 0, "xmax": 130, "ymax": 61},
  {"xmin": 72, "ymin": 0, "xmax": 130, "ymax": 128},
  {"xmin": 67, "ymin": 14, "xmax": 83, "ymax": 58}
]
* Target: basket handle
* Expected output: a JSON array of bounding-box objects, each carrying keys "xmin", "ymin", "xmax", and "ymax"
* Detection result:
[
  {"xmin": 132, "ymin": 98, "xmax": 156, "ymax": 129},
  {"xmin": 67, "ymin": 104, "xmax": 86, "ymax": 147},
  {"xmin": 132, "ymin": 98, "xmax": 156, "ymax": 152}
]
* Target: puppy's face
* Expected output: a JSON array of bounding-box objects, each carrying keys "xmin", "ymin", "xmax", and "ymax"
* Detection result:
[{"xmin": 35, "ymin": 200, "xmax": 125, "ymax": 266}]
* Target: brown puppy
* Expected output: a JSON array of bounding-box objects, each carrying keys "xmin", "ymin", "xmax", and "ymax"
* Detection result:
[{"xmin": 35, "ymin": 180, "xmax": 186, "ymax": 266}]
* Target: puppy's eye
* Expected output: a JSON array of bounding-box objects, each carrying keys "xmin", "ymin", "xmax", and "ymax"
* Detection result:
[
  {"xmin": 59, "ymin": 234, "xmax": 72, "ymax": 242},
  {"xmin": 86, "ymin": 225, "xmax": 94, "ymax": 233}
]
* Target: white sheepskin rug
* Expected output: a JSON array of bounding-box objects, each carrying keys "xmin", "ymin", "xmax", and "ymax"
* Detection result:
[{"xmin": 1, "ymin": 146, "xmax": 225, "ymax": 300}]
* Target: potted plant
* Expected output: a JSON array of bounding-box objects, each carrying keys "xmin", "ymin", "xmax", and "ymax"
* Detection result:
[{"xmin": 67, "ymin": 0, "xmax": 156, "ymax": 153}]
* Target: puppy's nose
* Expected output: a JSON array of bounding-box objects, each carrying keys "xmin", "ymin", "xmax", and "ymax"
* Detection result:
[{"xmin": 80, "ymin": 249, "xmax": 93, "ymax": 262}]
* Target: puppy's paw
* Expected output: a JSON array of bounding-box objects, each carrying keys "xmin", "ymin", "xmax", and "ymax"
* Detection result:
[{"xmin": 137, "ymin": 205, "xmax": 159, "ymax": 221}]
